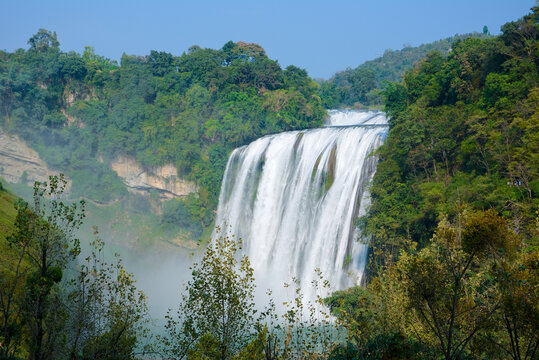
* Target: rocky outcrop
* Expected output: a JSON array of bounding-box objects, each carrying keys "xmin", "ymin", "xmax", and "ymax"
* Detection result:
[
  {"xmin": 0, "ymin": 129, "xmax": 194, "ymax": 200},
  {"xmin": 63, "ymin": 83, "xmax": 93, "ymax": 107},
  {"xmin": 111, "ymin": 156, "xmax": 197, "ymax": 200},
  {"xmin": 0, "ymin": 129, "xmax": 66, "ymax": 186}
]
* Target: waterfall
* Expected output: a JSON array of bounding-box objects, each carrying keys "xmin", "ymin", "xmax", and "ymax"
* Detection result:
[{"xmin": 214, "ymin": 110, "xmax": 388, "ymax": 304}]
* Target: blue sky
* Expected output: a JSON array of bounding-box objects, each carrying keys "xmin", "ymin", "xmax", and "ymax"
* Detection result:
[{"xmin": 0, "ymin": 0, "xmax": 535, "ymax": 79}]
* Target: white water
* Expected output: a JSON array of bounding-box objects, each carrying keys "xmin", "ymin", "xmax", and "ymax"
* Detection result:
[
  {"xmin": 214, "ymin": 110, "xmax": 388, "ymax": 304},
  {"xmin": 325, "ymin": 109, "xmax": 387, "ymax": 126}
]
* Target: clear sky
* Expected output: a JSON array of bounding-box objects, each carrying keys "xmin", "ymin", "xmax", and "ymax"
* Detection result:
[{"xmin": 0, "ymin": 0, "xmax": 535, "ymax": 79}]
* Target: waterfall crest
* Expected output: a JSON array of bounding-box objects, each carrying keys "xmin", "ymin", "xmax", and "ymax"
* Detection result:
[{"xmin": 214, "ymin": 110, "xmax": 388, "ymax": 303}]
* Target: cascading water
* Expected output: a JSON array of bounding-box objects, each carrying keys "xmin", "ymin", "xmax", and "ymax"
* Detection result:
[{"xmin": 214, "ymin": 110, "xmax": 388, "ymax": 304}]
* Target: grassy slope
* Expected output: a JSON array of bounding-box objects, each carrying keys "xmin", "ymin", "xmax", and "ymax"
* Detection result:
[
  {"xmin": 0, "ymin": 181, "xmax": 17, "ymax": 243},
  {"xmin": 0, "ymin": 180, "xmax": 22, "ymax": 293}
]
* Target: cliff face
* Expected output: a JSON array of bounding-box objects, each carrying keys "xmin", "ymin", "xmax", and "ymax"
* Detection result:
[
  {"xmin": 0, "ymin": 128, "xmax": 196, "ymax": 200},
  {"xmin": 110, "ymin": 156, "xmax": 197, "ymax": 200},
  {"xmin": 0, "ymin": 129, "xmax": 60, "ymax": 186}
]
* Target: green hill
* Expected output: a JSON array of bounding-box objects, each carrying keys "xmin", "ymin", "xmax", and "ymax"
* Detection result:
[
  {"xmin": 0, "ymin": 37, "xmax": 326, "ymax": 246},
  {"xmin": 366, "ymin": 7, "xmax": 538, "ymax": 261},
  {"xmin": 329, "ymin": 9, "xmax": 538, "ymax": 360},
  {"xmin": 319, "ymin": 32, "xmax": 491, "ymax": 108}
]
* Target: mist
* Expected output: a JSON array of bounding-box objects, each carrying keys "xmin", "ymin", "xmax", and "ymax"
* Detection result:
[{"xmin": 76, "ymin": 223, "xmax": 196, "ymax": 320}]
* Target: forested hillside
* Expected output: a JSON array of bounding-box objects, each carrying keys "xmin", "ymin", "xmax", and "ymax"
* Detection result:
[
  {"xmin": 325, "ymin": 8, "xmax": 538, "ymax": 360},
  {"xmin": 319, "ymin": 32, "xmax": 491, "ymax": 108},
  {"xmin": 0, "ymin": 35, "xmax": 325, "ymax": 240},
  {"xmin": 366, "ymin": 8, "xmax": 538, "ymax": 258}
]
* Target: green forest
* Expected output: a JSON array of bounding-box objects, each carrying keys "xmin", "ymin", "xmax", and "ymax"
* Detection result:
[
  {"xmin": 318, "ymin": 32, "xmax": 491, "ymax": 108},
  {"xmin": 348, "ymin": 7, "xmax": 538, "ymax": 360},
  {"xmin": 0, "ymin": 5, "xmax": 538, "ymax": 360},
  {"xmin": 0, "ymin": 35, "xmax": 325, "ymax": 241}
]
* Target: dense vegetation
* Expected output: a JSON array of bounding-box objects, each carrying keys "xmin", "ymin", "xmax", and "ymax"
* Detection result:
[
  {"xmin": 0, "ymin": 6, "xmax": 537, "ymax": 360},
  {"xmin": 0, "ymin": 182, "xmax": 336, "ymax": 359},
  {"xmin": 319, "ymin": 33, "xmax": 491, "ymax": 108},
  {"xmin": 323, "ymin": 7, "xmax": 538, "ymax": 360},
  {"xmin": 365, "ymin": 7, "xmax": 538, "ymax": 260},
  {"xmin": 0, "ymin": 34, "xmax": 325, "ymax": 235},
  {"xmin": 0, "ymin": 177, "xmax": 150, "ymax": 359}
]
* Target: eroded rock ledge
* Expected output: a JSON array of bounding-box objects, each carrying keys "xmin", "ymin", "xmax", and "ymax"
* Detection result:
[
  {"xmin": 110, "ymin": 156, "xmax": 197, "ymax": 200},
  {"xmin": 0, "ymin": 129, "xmax": 62, "ymax": 186},
  {"xmin": 0, "ymin": 129, "xmax": 195, "ymax": 200}
]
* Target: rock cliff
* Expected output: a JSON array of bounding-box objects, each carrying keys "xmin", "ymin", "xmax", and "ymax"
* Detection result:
[
  {"xmin": 0, "ymin": 129, "xmax": 61, "ymax": 186},
  {"xmin": 111, "ymin": 156, "xmax": 197, "ymax": 199},
  {"xmin": 0, "ymin": 129, "xmax": 195, "ymax": 200}
]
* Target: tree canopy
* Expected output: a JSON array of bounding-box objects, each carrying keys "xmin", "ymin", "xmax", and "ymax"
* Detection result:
[
  {"xmin": 0, "ymin": 37, "xmax": 325, "ymax": 239},
  {"xmin": 327, "ymin": 7, "xmax": 539, "ymax": 360},
  {"xmin": 318, "ymin": 32, "xmax": 492, "ymax": 108}
]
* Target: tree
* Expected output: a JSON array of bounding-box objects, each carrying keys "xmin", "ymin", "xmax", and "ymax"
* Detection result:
[
  {"xmin": 326, "ymin": 272, "xmax": 435, "ymax": 360},
  {"xmin": 1, "ymin": 176, "xmax": 150, "ymax": 359},
  {"xmin": 28, "ymin": 29, "xmax": 60, "ymax": 53},
  {"xmin": 395, "ymin": 209, "xmax": 518, "ymax": 360},
  {"xmin": 61, "ymin": 52, "xmax": 87, "ymax": 80},
  {"xmin": 230, "ymin": 42, "xmax": 267, "ymax": 62},
  {"xmin": 6, "ymin": 175, "xmax": 85, "ymax": 360},
  {"xmin": 64, "ymin": 227, "xmax": 150, "ymax": 360},
  {"xmin": 382, "ymin": 81, "xmax": 407, "ymax": 116},
  {"xmin": 147, "ymin": 50, "xmax": 175, "ymax": 76},
  {"xmin": 479, "ymin": 250, "xmax": 539, "ymax": 360},
  {"xmin": 162, "ymin": 229, "xmax": 257, "ymax": 359},
  {"xmin": 0, "ymin": 195, "xmax": 30, "ymax": 357},
  {"xmin": 347, "ymin": 68, "xmax": 376, "ymax": 104}
]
